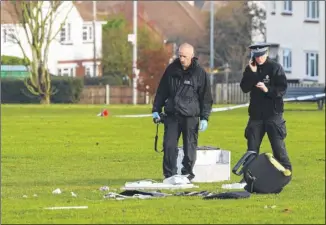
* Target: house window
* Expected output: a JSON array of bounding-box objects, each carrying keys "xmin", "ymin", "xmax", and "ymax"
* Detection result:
[
  {"xmin": 283, "ymin": 0, "xmax": 292, "ymax": 13},
  {"xmin": 305, "ymin": 52, "xmax": 318, "ymax": 78},
  {"xmin": 306, "ymin": 1, "xmax": 319, "ymax": 20},
  {"xmin": 82, "ymin": 24, "xmax": 93, "ymax": 42},
  {"xmin": 3, "ymin": 27, "xmax": 16, "ymax": 43},
  {"xmin": 60, "ymin": 23, "xmax": 71, "ymax": 43},
  {"xmin": 271, "ymin": 1, "xmax": 276, "ymax": 14},
  {"xmin": 57, "ymin": 67, "xmax": 75, "ymax": 77},
  {"xmin": 84, "ymin": 65, "xmax": 96, "ymax": 77},
  {"xmin": 282, "ymin": 49, "xmax": 292, "ymax": 73},
  {"xmin": 2, "ymin": 28, "xmax": 7, "ymax": 43},
  {"xmin": 85, "ymin": 67, "xmax": 91, "ymax": 76}
]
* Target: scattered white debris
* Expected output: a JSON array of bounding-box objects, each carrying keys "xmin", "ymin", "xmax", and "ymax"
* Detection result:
[
  {"xmin": 71, "ymin": 192, "xmax": 77, "ymax": 197},
  {"xmin": 221, "ymin": 183, "xmax": 246, "ymax": 189},
  {"xmin": 33, "ymin": 194, "xmax": 38, "ymax": 197},
  {"xmin": 22, "ymin": 195, "xmax": 28, "ymax": 198},
  {"xmin": 99, "ymin": 186, "xmax": 110, "ymax": 191},
  {"xmin": 52, "ymin": 188, "xmax": 62, "ymax": 194},
  {"xmin": 44, "ymin": 206, "xmax": 88, "ymax": 210}
]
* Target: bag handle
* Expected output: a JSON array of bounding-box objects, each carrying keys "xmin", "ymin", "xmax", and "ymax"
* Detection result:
[{"xmin": 232, "ymin": 151, "xmax": 257, "ymax": 176}]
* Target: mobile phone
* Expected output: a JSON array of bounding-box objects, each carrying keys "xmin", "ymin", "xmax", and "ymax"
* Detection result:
[{"xmin": 250, "ymin": 52, "xmax": 256, "ymax": 66}]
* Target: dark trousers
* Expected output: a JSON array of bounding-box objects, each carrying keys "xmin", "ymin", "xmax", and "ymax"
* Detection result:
[
  {"xmin": 162, "ymin": 115, "xmax": 199, "ymax": 178},
  {"xmin": 245, "ymin": 114, "xmax": 292, "ymax": 171}
]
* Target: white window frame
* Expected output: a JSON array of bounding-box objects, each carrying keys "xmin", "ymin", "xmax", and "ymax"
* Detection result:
[
  {"xmin": 60, "ymin": 22, "xmax": 72, "ymax": 44},
  {"xmin": 57, "ymin": 63, "xmax": 77, "ymax": 77},
  {"xmin": 2, "ymin": 26, "xmax": 16, "ymax": 43},
  {"xmin": 305, "ymin": 1, "xmax": 319, "ymax": 21},
  {"xmin": 282, "ymin": 48, "xmax": 292, "ymax": 73},
  {"xmin": 82, "ymin": 62, "xmax": 99, "ymax": 77},
  {"xmin": 283, "ymin": 0, "xmax": 292, "ymax": 13},
  {"xmin": 82, "ymin": 24, "xmax": 93, "ymax": 42},
  {"xmin": 305, "ymin": 51, "xmax": 319, "ymax": 79},
  {"xmin": 271, "ymin": 1, "xmax": 276, "ymax": 14},
  {"xmin": 85, "ymin": 66, "xmax": 92, "ymax": 77}
]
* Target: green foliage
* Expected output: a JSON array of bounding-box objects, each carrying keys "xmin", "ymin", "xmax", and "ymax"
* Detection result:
[
  {"xmin": 1, "ymin": 77, "xmax": 84, "ymax": 103},
  {"xmin": 50, "ymin": 76, "xmax": 84, "ymax": 103},
  {"xmin": 1, "ymin": 103, "xmax": 325, "ymax": 223},
  {"xmin": 0, "ymin": 78, "xmax": 40, "ymax": 103},
  {"xmin": 1, "ymin": 55, "xmax": 30, "ymax": 65},
  {"xmin": 138, "ymin": 26, "xmax": 162, "ymax": 51},
  {"xmin": 102, "ymin": 15, "xmax": 132, "ymax": 78},
  {"xmin": 101, "ymin": 15, "xmax": 166, "ymax": 85}
]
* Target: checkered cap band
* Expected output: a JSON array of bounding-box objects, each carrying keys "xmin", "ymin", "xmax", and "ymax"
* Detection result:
[{"xmin": 251, "ymin": 47, "xmax": 268, "ymax": 54}]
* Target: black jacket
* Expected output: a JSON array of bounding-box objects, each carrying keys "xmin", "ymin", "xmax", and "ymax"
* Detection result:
[
  {"xmin": 152, "ymin": 58, "xmax": 213, "ymax": 121},
  {"xmin": 240, "ymin": 58, "xmax": 287, "ymax": 120}
]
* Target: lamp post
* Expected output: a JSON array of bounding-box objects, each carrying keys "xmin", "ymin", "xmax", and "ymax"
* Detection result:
[
  {"xmin": 132, "ymin": 0, "xmax": 138, "ymax": 105},
  {"xmin": 92, "ymin": 1, "xmax": 97, "ymax": 77},
  {"xmin": 209, "ymin": 1, "xmax": 215, "ymax": 101}
]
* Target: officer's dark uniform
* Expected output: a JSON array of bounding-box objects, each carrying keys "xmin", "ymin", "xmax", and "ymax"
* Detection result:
[
  {"xmin": 240, "ymin": 43, "xmax": 292, "ymax": 171},
  {"xmin": 152, "ymin": 57, "xmax": 213, "ymax": 179}
]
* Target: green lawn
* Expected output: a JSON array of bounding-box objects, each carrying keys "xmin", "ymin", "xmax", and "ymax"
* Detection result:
[{"xmin": 1, "ymin": 103, "xmax": 325, "ymax": 224}]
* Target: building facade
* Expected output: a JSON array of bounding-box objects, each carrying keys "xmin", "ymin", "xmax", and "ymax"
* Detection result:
[
  {"xmin": 264, "ymin": 0, "xmax": 325, "ymax": 84},
  {"xmin": 1, "ymin": 1, "xmax": 105, "ymax": 77}
]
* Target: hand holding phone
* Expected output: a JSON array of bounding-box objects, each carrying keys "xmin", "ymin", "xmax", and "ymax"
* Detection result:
[{"xmin": 249, "ymin": 53, "xmax": 257, "ymax": 72}]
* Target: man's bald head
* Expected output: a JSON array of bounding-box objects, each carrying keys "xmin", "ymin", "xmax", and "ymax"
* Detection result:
[{"xmin": 178, "ymin": 43, "xmax": 194, "ymax": 70}]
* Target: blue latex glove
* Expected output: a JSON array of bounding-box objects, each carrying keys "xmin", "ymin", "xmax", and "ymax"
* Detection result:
[
  {"xmin": 152, "ymin": 112, "xmax": 160, "ymax": 123},
  {"xmin": 199, "ymin": 120, "xmax": 208, "ymax": 131}
]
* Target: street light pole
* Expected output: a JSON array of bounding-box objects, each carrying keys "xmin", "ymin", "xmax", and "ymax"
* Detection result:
[
  {"xmin": 209, "ymin": 1, "xmax": 215, "ymax": 100},
  {"xmin": 224, "ymin": 63, "xmax": 230, "ymax": 104},
  {"xmin": 92, "ymin": 1, "xmax": 97, "ymax": 77},
  {"xmin": 132, "ymin": 0, "xmax": 138, "ymax": 105}
]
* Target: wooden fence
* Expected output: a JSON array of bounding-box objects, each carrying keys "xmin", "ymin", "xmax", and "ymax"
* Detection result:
[
  {"xmin": 215, "ymin": 82, "xmax": 325, "ymax": 104},
  {"xmin": 79, "ymin": 85, "xmax": 147, "ymax": 104},
  {"xmin": 79, "ymin": 83, "xmax": 325, "ymax": 105}
]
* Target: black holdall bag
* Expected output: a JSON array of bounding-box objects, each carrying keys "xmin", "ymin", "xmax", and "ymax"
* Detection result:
[{"xmin": 232, "ymin": 151, "xmax": 292, "ymax": 194}]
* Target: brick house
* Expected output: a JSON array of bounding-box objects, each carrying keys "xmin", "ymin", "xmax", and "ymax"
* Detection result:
[{"xmin": 79, "ymin": 1, "xmax": 208, "ymax": 66}]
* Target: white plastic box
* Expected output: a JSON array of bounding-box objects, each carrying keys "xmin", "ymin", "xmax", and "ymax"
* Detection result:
[{"xmin": 176, "ymin": 146, "xmax": 231, "ymax": 183}]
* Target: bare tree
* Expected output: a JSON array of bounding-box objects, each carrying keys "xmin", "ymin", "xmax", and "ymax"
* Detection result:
[
  {"xmin": 248, "ymin": 1, "xmax": 266, "ymax": 42},
  {"xmin": 201, "ymin": 1, "xmax": 266, "ymax": 79},
  {"xmin": 213, "ymin": 2, "xmax": 252, "ymax": 72},
  {"xmin": 4, "ymin": 1, "xmax": 73, "ymax": 104}
]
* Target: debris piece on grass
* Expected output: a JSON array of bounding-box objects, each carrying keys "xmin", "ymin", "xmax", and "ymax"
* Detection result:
[
  {"xmin": 99, "ymin": 186, "xmax": 110, "ymax": 191},
  {"xmin": 52, "ymin": 188, "xmax": 62, "ymax": 194},
  {"xmin": 44, "ymin": 206, "xmax": 88, "ymax": 210},
  {"xmin": 282, "ymin": 208, "xmax": 292, "ymax": 213}
]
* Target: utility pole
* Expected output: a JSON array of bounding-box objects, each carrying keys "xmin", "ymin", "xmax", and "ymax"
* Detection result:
[
  {"xmin": 209, "ymin": 1, "xmax": 215, "ymax": 101},
  {"xmin": 92, "ymin": 1, "xmax": 97, "ymax": 77},
  {"xmin": 132, "ymin": 0, "xmax": 138, "ymax": 105},
  {"xmin": 224, "ymin": 63, "xmax": 230, "ymax": 104}
]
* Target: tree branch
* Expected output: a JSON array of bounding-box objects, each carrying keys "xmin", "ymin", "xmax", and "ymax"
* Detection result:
[{"xmin": 48, "ymin": 2, "xmax": 74, "ymax": 43}]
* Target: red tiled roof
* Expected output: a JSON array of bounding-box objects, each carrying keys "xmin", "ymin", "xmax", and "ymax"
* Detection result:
[
  {"xmin": 1, "ymin": 1, "xmax": 21, "ymax": 24},
  {"xmin": 88, "ymin": 1, "xmax": 207, "ymax": 47}
]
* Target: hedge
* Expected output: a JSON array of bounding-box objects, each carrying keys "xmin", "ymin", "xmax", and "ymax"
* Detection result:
[{"xmin": 1, "ymin": 76, "xmax": 84, "ymax": 104}]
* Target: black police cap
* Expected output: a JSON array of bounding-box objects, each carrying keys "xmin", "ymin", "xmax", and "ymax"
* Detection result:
[{"xmin": 249, "ymin": 43, "xmax": 271, "ymax": 57}]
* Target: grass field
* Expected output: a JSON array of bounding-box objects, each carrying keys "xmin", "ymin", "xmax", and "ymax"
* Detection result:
[{"xmin": 1, "ymin": 103, "xmax": 325, "ymax": 224}]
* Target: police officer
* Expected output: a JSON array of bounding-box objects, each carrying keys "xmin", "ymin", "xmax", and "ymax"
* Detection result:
[
  {"xmin": 152, "ymin": 43, "xmax": 213, "ymax": 181},
  {"xmin": 240, "ymin": 43, "xmax": 292, "ymax": 171}
]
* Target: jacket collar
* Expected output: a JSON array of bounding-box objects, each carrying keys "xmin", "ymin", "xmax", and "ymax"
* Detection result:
[{"xmin": 172, "ymin": 57, "xmax": 199, "ymax": 76}]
